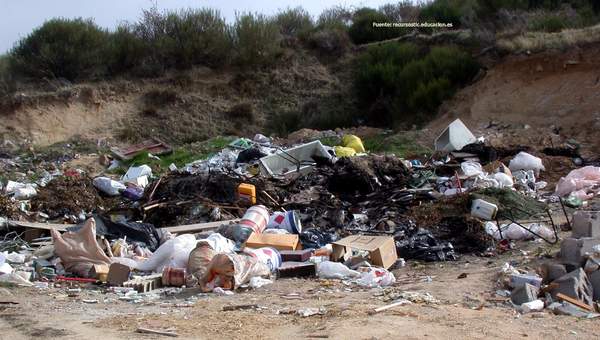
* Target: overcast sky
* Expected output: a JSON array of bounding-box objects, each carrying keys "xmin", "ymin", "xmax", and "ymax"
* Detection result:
[{"xmin": 0, "ymin": 0, "xmax": 397, "ymax": 53}]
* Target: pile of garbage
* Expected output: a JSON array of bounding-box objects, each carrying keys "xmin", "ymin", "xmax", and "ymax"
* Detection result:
[{"xmin": 1, "ymin": 119, "xmax": 600, "ymax": 316}]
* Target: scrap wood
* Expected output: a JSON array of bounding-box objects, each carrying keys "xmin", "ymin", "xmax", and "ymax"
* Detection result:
[
  {"xmin": 136, "ymin": 327, "xmax": 178, "ymax": 337},
  {"xmin": 371, "ymin": 300, "xmax": 412, "ymax": 313},
  {"xmin": 222, "ymin": 304, "xmax": 259, "ymax": 311},
  {"xmin": 556, "ymin": 293, "xmax": 594, "ymax": 311},
  {"xmin": 160, "ymin": 219, "xmax": 239, "ymax": 234},
  {"xmin": 7, "ymin": 220, "xmax": 71, "ymax": 231}
]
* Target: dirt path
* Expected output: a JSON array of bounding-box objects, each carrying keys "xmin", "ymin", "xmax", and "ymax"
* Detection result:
[{"xmin": 1, "ymin": 240, "xmax": 598, "ymax": 340}]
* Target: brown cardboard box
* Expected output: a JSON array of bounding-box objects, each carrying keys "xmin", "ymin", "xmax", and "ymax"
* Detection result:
[
  {"xmin": 331, "ymin": 235, "xmax": 397, "ymax": 269},
  {"xmin": 245, "ymin": 233, "xmax": 300, "ymax": 251}
]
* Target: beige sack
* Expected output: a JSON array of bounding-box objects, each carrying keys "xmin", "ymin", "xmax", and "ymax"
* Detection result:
[{"xmin": 51, "ymin": 218, "xmax": 111, "ymax": 277}]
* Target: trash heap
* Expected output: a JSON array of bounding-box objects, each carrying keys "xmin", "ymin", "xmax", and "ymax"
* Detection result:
[{"xmin": 1, "ymin": 119, "xmax": 600, "ymax": 316}]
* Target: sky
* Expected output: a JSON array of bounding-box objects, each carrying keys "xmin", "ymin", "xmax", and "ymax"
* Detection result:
[{"xmin": 0, "ymin": 0, "xmax": 396, "ymax": 53}]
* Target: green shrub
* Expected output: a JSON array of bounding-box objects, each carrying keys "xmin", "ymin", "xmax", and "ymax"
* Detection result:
[
  {"xmin": 134, "ymin": 7, "xmax": 232, "ymax": 70},
  {"xmin": 354, "ymin": 42, "xmax": 479, "ymax": 127},
  {"xmin": 419, "ymin": 0, "xmax": 462, "ymax": 27},
  {"xmin": 349, "ymin": 8, "xmax": 407, "ymax": 44},
  {"xmin": 306, "ymin": 28, "xmax": 352, "ymax": 56},
  {"xmin": 275, "ymin": 7, "xmax": 314, "ymax": 36},
  {"xmin": 317, "ymin": 6, "xmax": 354, "ymax": 29},
  {"xmin": 10, "ymin": 18, "xmax": 109, "ymax": 80},
  {"xmin": 529, "ymin": 14, "xmax": 567, "ymax": 32},
  {"xmin": 105, "ymin": 24, "xmax": 148, "ymax": 75},
  {"xmin": 232, "ymin": 13, "xmax": 282, "ymax": 67}
]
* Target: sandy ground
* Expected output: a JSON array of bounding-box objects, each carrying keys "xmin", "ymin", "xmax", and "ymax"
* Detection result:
[{"xmin": 1, "ymin": 234, "xmax": 598, "ymax": 340}]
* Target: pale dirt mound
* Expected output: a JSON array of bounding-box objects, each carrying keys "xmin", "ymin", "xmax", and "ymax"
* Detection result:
[
  {"xmin": 0, "ymin": 49, "xmax": 344, "ymax": 147},
  {"xmin": 429, "ymin": 43, "xmax": 600, "ymax": 156}
]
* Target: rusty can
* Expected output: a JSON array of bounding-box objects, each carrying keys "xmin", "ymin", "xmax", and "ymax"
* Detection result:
[{"xmin": 162, "ymin": 267, "xmax": 187, "ymax": 287}]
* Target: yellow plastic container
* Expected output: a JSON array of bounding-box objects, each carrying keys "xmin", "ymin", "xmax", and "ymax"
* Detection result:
[{"xmin": 238, "ymin": 183, "xmax": 256, "ymax": 205}]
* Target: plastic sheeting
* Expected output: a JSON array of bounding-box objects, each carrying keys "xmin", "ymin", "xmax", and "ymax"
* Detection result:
[
  {"xmin": 51, "ymin": 219, "xmax": 111, "ymax": 277},
  {"xmin": 69, "ymin": 215, "xmax": 162, "ymax": 251},
  {"xmin": 395, "ymin": 229, "xmax": 457, "ymax": 262},
  {"xmin": 133, "ymin": 234, "xmax": 197, "ymax": 273},
  {"xmin": 555, "ymin": 166, "xmax": 600, "ymax": 199}
]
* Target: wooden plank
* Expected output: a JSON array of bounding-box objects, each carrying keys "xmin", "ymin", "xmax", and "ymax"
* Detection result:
[
  {"xmin": 556, "ymin": 293, "xmax": 594, "ymax": 311},
  {"xmin": 160, "ymin": 219, "xmax": 239, "ymax": 234},
  {"xmin": 7, "ymin": 220, "xmax": 72, "ymax": 231}
]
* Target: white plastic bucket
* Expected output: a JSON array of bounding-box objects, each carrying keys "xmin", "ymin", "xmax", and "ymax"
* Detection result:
[
  {"xmin": 267, "ymin": 211, "xmax": 302, "ymax": 234},
  {"xmin": 239, "ymin": 205, "xmax": 269, "ymax": 234},
  {"xmin": 246, "ymin": 247, "xmax": 281, "ymax": 272}
]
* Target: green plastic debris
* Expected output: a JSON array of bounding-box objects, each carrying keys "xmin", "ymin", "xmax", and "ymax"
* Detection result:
[
  {"xmin": 229, "ymin": 138, "xmax": 252, "ymax": 150},
  {"xmin": 563, "ymin": 195, "xmax": 583, "ymax": 208}
]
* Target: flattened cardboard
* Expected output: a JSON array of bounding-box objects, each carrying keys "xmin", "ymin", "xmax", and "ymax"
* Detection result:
[
  {"xmin": 332, "ymin": 235, "xmax": 397, "ymax": 269},
  {"xmin": 245, "ymin": 233, "xmax": 300, "ymax": 251}
]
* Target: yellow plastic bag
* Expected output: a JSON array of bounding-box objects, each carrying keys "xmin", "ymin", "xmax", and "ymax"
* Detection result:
[
  {"xmin": 342, "ymin": 135, "xmax": 366, "ymax": 153},
  {"xmin": 334, "ymin": 146, "xmax": 356, "ymax": 158}
]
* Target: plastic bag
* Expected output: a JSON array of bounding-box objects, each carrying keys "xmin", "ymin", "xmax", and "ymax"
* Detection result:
[
  {"xmin": 13, "ymin": 186, "xmax": 37, "ymax": 200},
  {"xmin": 333, "ymin": 146, "xmax": 356, "ymax": 158},
  {"xmin": 317, "ymin": 261, "xmax": 360, "ymax": 279},
  {"xmin": 51, "ymin": 219, "xmax": 111, "ymax": 277},
  {"xmin": 461, "ymin": 161, "xmax": 484, "ymax": 177},
  {"xmin": 342, "ymin": 135, "xmax": 365, "ymax": 153},
  {"xmin": 93, "ymin": 177, "xmax": 126, "ymax": 196},
  {"xmin": 555, "ymin": 166, "xmax": 600, "ymax": 198},
  {"xmin": 485, "ymin": 222, "xmax": 553, "ymax": 241},
  {"xmin": 493, "ymin": 173, "xmax": 514, "ymax": 188},
  {"xmin": 356, "ymin": 267, "xmax": 396, "ymax": 287},
  {"xmin": 134, "ymin": 234, "xmax": 197, "ymax": 272},
  {"xmin": 508, "ymin": 152, "xmax": 545, "ymax": 174}
]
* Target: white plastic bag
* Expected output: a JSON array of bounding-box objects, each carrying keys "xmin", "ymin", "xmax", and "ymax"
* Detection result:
[
  {"xmin": 485, "ymin": 222, "xmax": 553, "ymax": 241},
  {"xmin": 93, "ymin": 177, "xmax": 126, "ymax": 196},
  {"xmin": 134, "ymin": 234, "xmax": 197, "ymax": 272},
  {"xmin": 317, "ymin": 261, "xmax": 360, "ymax": 279},
  {"xmin": 493, "ymin": 173, "xmax": 514, "ymax": 188},
  {"xmin": 356, "ymin": 267, "xmax": 396, "ymax": 287},
  {"xmin": 509, "ymin": 152, "xmax": 545, "ymax": 174},
  {"xmin": 461, "ymin": 161, "xmax": 484, "ymax": 177}
]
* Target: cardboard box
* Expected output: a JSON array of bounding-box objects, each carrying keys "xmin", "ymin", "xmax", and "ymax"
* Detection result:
[
  {"xmin": 332, "ymin": 235, "xmax": 397, "ymax": 269},
  {"xmin": 245, "ymin": 233, "xmax": 300, "ymax": 251}
]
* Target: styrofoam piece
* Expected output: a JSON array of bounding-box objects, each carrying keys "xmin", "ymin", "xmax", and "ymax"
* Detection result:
[
  {"xmin": 259, "ymin": 141, "xmax": 332, "ymax": 177},
  {"xmin": 434, "ymin": 119, "xmax": 477, "ymax": 152}
]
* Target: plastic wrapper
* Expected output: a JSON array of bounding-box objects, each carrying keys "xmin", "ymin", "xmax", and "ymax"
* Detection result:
[
  {"xmin": 51, "ymin": 219, "xmax": 111, "ymax": 277},
  {"xmin": 555, "ymin": 166, "xmax": 600, "ymax": 198},
  {"xmin": 200, "ymin": 253, "xmax": 270, "ymax": 291}
]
